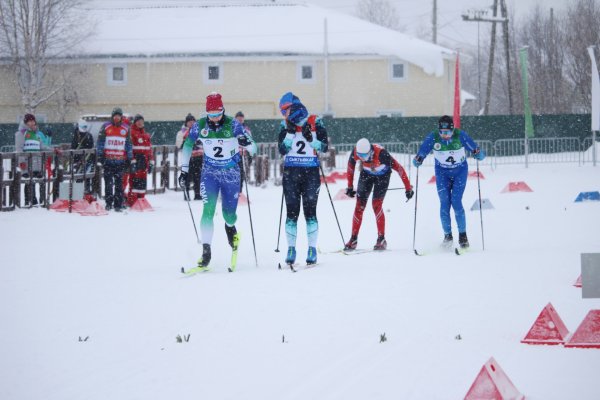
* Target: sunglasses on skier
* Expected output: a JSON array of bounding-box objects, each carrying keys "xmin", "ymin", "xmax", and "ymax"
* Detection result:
[
  {"xmin": 279, "ymin": 104, "xmax": 291, "ymax": 117},
  {"xmin": 439, "ymin": 129, "xmax": 452, "ymax": 138},
  {"xmin": 207, "ymin": 111, "xmax": 224, "ymax": 118},
  {"xmin": 357, "ymin": 151, "xmax": 371, "ymax": 161}
]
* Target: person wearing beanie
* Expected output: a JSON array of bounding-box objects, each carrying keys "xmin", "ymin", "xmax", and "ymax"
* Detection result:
[
  {"xmin": 127, "ymin": 114, "xmax": 154, "ymax": 207},
  {"xmin": 71, "ymin": 119, "xmax": 95, "ymax": 196},
  {"xmin": 413, "ymin": 115, "xmax": 486, "ymax": 249},
  {"xmin": 178, "ymin": 93, "xmax": 257, "ymax": 272},
  {"xmin": 343, "ymin": 138, "xmax": 414, "ymax": 252},
  {"xmin": 176, "ymin": 113, "xmax": 203, "ymax": 200},
  {"xmin": 234, "ymin": 110, "xmax": 253, "ymax": 186},
  {"xmin": 17, "ymin": 113, "xmax": 51, "ymax": 206},
  {"xmin": 96, "ymin": 106, "xmax": 133, "ymax": 211},
  {"xmin": 277, "ymin": 92, "xmax": 329, "ymax": 267}
]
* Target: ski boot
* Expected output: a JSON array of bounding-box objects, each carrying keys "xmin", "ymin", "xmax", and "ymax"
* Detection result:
[
  {"xmin": 458, "ymin": 232, "xmax": 469, "ymax": 249},
  {"xmin": 344, "ymin": 235, "xmax": 358, "ymax": 251},
  {"xmin": 198, "ymin": 243, "xmax": 211, "ymax": 268},
  {"xmin": 441, "ymin": 233, "xmax": 453, "ymax": 249},
  {"xmin": 285, "ymin": 246, "xmax": 297, "ymax": 265},
  {"xmin": 373, "ymin": 235, "xmax": 387, "ymax": 251},
  {"xmin": 306, "ymin": 246, "xmax": 317, "ymax": 265},
  {"xmin": 225, "ymin": 224, "xmax": 238, "ymax": 248},
  {"xmin": 105, "ymin": 203, "xmax": 113, "ymax": 211}
]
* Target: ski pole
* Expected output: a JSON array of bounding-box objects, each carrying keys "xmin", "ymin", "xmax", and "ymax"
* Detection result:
[
  {"xmin": 275, "ymin": 190, "xmax": 284, "ymax": 252},
  {"xmin": 319, "ymin": 163, "xmax": 346, "ymax": 248},
  {"xmin": 412, "ymin": 167, "xmax": 419, "ymax": 255},
  {"xmin": 241, "ymin": 157, "xmax": 258, "ymax": 266},
  {"xmin": 386, "ymin": 187, "xmax": 406, "ymax": 191},
  {"xmin": 476, "ymin": 159, "xmax": 485, "ymax": 251},
  {"xmin": 182, "ymin": 174, "xmax": 201, "ymax": 244}
]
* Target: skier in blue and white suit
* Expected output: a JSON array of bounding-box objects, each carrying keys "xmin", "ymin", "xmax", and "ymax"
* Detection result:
[
  {"xmin": 413, "ymin": 115, "xmax": 485, "ymax": 249},
  {"xmin": 278, "ymin": 92, "xmax": 328, "ymax": 265}
]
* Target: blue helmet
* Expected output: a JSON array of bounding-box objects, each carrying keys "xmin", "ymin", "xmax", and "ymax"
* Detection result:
[{"xmin": 279, "ymin": 92, "xmax": 308, "ymax": 125}]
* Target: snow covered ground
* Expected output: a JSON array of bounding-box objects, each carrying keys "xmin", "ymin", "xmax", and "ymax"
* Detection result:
[{"xmin": 1, "ymin": 162, "xmax": 599, "ymax": 400}]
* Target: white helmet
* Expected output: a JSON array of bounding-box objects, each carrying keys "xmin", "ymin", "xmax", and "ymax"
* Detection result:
[
  {"xmin": 356, "ymin": 138, "xmax": 371, "ymax": 155},
  {"xmin": 78, "ymin": 119, "xmax": 89, "ymax": 133}
]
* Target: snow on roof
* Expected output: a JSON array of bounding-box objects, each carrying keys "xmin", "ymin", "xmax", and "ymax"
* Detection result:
[
  {"xmin": 461, "ymin": 89, "xmax": 476, "ymax": 106},
  {"xmin": 80, "ymin": 1, "xmax": 454, "ymax": 77}
]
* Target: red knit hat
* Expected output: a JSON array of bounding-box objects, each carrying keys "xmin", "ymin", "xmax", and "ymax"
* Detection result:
[{"xmin": 206, "ymin": 93, "xmax": 224, "ymax": 112}]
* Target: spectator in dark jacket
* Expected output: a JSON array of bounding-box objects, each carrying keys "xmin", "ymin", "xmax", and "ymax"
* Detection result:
[{"xmin": 72, "ymin": 120, "xmax": 95, "ymax": 194}]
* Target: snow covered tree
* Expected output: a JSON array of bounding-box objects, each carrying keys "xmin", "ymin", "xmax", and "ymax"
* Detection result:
[
  {"xmin": 356, "ymin": 0, "xmax": 403, "ymax": 32},
  {"xmin": 0, "ymin": 0, "xmax": 91, "ymax": 114}
]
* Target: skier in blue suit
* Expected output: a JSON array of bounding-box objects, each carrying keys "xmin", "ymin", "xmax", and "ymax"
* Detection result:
[{"xmin": 413, "ymin": 115, "xmax": 485, "ymax": 249}]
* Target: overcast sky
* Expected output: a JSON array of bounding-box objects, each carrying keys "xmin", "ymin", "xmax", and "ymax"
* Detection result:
[{"xmin": 318, "ymin": 0, "xmax": 575, "ymax": 50}]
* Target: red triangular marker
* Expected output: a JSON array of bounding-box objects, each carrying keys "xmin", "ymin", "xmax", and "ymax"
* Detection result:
[
  {"xmin": 468, "ymin": 171, "xmax": 485, "ymax": 179},
  {"xmin": 427, "ymin": 175, "xmax": 436, "ymax": 184},
  {"xmin": 501, "ymin": 182, "xmax": 533, "ymax": 193},
  {"xmin": 333, "ymin": 188, "xmax": 353, "ymax": 201},
  {"xmin": 564, "ymin": 310, "xmax": 600, "ymax": 349},
  {"xmin": 130, "ymin": 197, "xmax": 154, "ymax": 212},
  {"xmin": 521, "ymin": 303, "xmax": 570, "ymax": 345},
  {"xmin": 464, "ymin": 357, "xmax": 524, "ymax": 400},
  {"xmin": 574, "ymin": 275, "xmax": 582, "ymax": 288}
]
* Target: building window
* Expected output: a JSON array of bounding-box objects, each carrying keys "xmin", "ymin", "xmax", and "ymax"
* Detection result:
[
  {"xmin": 204, "ymin": 63, "xmax": 223, "ymax": 84},
  {"xmin": 107, "ymin": 64, "xmax": 127, "ymax": 86},
  {"xmin": 389, "ymin": 60, "xmax": 407, "ymax": 82},
  {"xmin": 297, "ymin": 61, "xmax": 316, "ymax": 83}
]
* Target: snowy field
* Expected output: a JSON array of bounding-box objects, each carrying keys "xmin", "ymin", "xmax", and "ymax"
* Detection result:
[{"xmin": 1, "ymin": 162, "xmax": 599, "ymax": 400}]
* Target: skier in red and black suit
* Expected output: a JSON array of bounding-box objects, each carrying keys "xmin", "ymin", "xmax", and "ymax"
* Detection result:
[
  {"xmin": 344, "ymin": 138, "xmax": 414, "ymax": 251},
  {"xmin": 127, "ymin": 114, "xmax": 154, "ymax": 206}
]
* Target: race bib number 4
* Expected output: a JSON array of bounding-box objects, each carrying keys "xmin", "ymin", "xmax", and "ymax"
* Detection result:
[{"xmin": 433, "ymin": 147, "xmax": 466, "ymax": 167}]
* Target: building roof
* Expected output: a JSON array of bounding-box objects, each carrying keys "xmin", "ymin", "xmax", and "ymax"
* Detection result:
[{"xmin": 80, "ymin": 1, "xmax": 454, "ymax": 76}]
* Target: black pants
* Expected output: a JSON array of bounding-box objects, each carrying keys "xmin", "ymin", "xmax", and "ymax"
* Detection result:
[
  {"xmin": 103, "ymin": 163, "xmax": 125, "ymax": 208},
  {"xmin": 356, "ymin": 171, "xmax": 391, "ymax": 200},
  {"xmin": 23, "ymin": 171, "xmax": 43, "ymax": 206},
  {"xmin": 187, "ymin": 156, "xmax": 203, "ymax": 197},
  {"xmin": 283, "ymin": 166, "xmax": 320, "ymax": 222}
]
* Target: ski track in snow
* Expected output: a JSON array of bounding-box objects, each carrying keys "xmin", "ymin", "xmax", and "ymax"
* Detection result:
[{"xmin": 1, "ymin": 163, "xmax": 599, "ymax": 399}]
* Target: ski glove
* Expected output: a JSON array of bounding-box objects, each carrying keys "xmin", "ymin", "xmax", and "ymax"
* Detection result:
[
  {"xmin": 405, "ymin": 189, "xmax": 414, "ymax": 200},
  {"xmin": 237, "ymin": 135, "xmax": 251, "ymax": 147},
  {"xmin": 178, "ymin": 171, "xmax": 188, "ymax": 189},
  {"xmin": 412, "ymin": 156, "xmax": 423, "ymax": 168},
  {"xmin": 345, "ymin": 187, "xmax": 356, "ymax": 198},
  {"xmin": 472, "ymin": 148, "xmax": 486, "ymax": 161},
  {"xmin": 283, "ymin": 133, "xmax": 294, "ymax": 149},
  {"xmin": 301, "ymin": 124, "xmax": 313, "ymax": 142}
]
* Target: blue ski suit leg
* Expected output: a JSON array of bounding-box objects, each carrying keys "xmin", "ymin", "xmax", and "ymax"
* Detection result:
[{"xmin": 435, "ymin": 164, "xmax": 468, "ymax": 234}]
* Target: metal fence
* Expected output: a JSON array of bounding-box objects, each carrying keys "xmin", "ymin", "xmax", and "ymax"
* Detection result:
[
  {"xmin": 332, "ymin": 137, "xmax": 586, "ymax": 171},
  {"xmin": 1, "ymin": 136, "xmax": 596, "ymax": 212},
  {"xmin": 582, "ymin": 136, "xmax": 599, "ymax": 165}
]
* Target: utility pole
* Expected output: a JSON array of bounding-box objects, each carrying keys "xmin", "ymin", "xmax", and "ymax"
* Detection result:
[
  {"xmin": 432, "ymin": 0, "xmax": 437, "ymax": 44},
  {"xmin": 500, "ymin": 0, "xmax": 513, "ymax": 114},
  {"xmin": 462, "ymin": 1, "xmax": 509, "ymax": 115}
]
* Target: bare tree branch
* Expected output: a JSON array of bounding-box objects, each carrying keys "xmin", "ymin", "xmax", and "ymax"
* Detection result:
[{"xmin": 0, "ymin": 0, "xmax": 91, "ymax": 114}]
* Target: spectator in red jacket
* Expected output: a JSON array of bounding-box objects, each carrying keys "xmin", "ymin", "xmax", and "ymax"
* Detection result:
[{"xmin": 127, "ymin": 114, "xmax": 154, "ymax": 206}]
